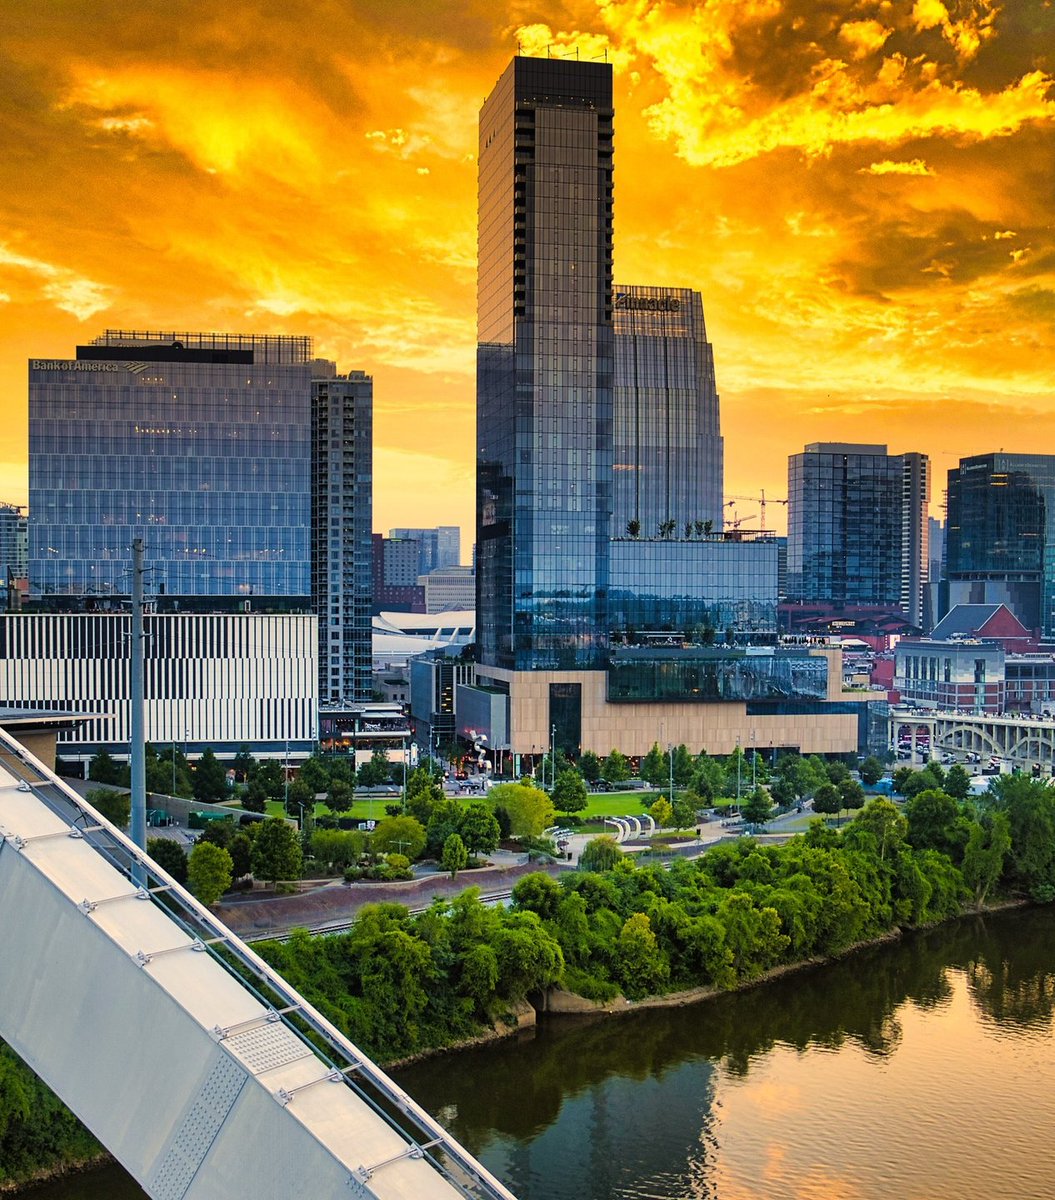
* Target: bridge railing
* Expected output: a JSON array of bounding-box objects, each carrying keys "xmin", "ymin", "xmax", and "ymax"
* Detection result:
[{"xmin": 0, "ymin": 727, "xmax": 518, "ymax": 1200}]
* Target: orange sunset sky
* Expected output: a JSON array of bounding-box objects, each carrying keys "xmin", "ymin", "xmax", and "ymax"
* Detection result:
[{"xmin": 2, "ymin": 0, "xmax": 1054, "ymax": 549}]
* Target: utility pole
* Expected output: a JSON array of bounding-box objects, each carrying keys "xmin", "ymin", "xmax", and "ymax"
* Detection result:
[{"xmin": 129, "ymin": 538, "xmax": 147, "ymax": 859}]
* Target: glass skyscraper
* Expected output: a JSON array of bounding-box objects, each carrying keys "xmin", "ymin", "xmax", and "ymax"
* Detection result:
[
  {"xmin": 613, "ymin": 284, "xmax": 723, "ymax": 537},
  {"xmin": 476, "ymin": 56, "xmax": 614, "ymax": 672},
  {"xmin": 786, "ymin": 442, "xmax": 929, "ymax": 627},
  {"xmin": 28, "ymin": 330, "xmax": 375, "ymax": 703},
  {"xmin": 944, "ymin": 452, "xmax": 1055, "ymax": 636},
  {"xmin": 29, "ymin": 331, "xmax": 314, "ymax": 604}
]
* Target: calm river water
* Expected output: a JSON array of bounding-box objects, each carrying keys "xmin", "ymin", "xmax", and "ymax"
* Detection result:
[{"xmin": 31, "ymin": 906, "xmax": 1055, "ymax": 1200}]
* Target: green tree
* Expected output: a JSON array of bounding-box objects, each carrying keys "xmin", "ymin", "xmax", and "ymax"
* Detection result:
[
  {"xmin": 962, "ymin": 812, "xmax": 1011, "ymax": 906},
  {"xmin": 552, "ymin": 769, "xmax": 588, "ymax": 818},
  {"xmin": 905, "ymin": 788, "xmax": 961, "ymax": 855},
  {"xmin": 441, "ymin": 833, "xmax": 469, "ymax": 878},
  {"xmin": 372, "ymin": 815, "xmax": 427, "ymax": 860},
  {"xmin": 579, "ymin": 835, "xmax": 622, "ymax": 872},
  {"xmin": 511, "ymin": 872, "xmax": 564, "ymax": 919},
  {"xmin": 689, "ymin": 754, "xmax": 725, "ymax": 803},
  {"xmin": 254, "ymin": 759, "xmax": 285, "ymax": 803},
  {"xmin": 404, "ymin": 767, "xmax": 443, "ymax": 824},
  {"xmin": 671, "ymin": 797, "xmax": 697, "ymax": 830},
  {"xmin": 672, "ymin": 744, "xmax": 694, "ymax": 787},
  {"xmin": 192, "ymin": 747, "xmax": 228, "ymax": 804},
  {"xmin": 839, "ymin": 778, "xmax": 866, "ymax": 822},
  {"xmin": 147, "ymin": 836, "xmax": 188, "ymax": 884},
  {"xmin": 579, "ymin": 750, "xmax": 601, "ymax": 784},
  {"xmin": 88, "ymin": 749, "xmax": 124, "ymax": 785},
  {"xmin": 812, "ymin": 782, "xmax": 842, "ymax": 821},
  {"xmin": 426, "ymin": 800, "xmax": 464, "ymax": 857},
  {"xmin": 492, "ymin": 911, "xmax": 564, "ymax": 1000},
  {"xmin": 859, "ymin": 755, "xmax": 885, "ymax": 786},
  {"xmin": 358, "ymin": 749, "xmax": 392, "ymax": 788},
  {"xmin": 187, "ymin": 841, "xmax": 233, "ymax": 905},
  {"xmin": 615, "ymin": 913, "xmax": 669, "ymax": 998},
  {"xmin": 992, "ymin": 775, "xmax": 1055, "ymax": 900},
  {"xmin": 741, "ymin": 787, "xmax": 773, "ymax": 826},
  {"xmin": 231, "ymin": 745, "xmax": 257, "ymax": 782},
  {"xmin": 86, "ymin": 787, "xmax": 130, "ymax": 827},
  {"xmin": 649, "ymin": 796, "xmax": 674, "ymax": 828},
  {"xmin": 640, "ymin": 742, "xmax": 666, "ymax": 787},
  {"xmin": 489, "ymin": 780, "xmax": 554, "ymax": 837},
  {"xmin": 251, "ymin": 818, "xmax": 304, "ymax": 885},
  {"xmin": 285, "ymin": 776, "xmax": 314, "ymax": 821},
  {"xmin": 458, "ymin": 803, "xmax": 501, "ymax": 855},
  {"xmin": 600, "ymin": 749, "xmax": 631, "ymax": 785},
  {"xmin": 241, "ymin": 777, "xmax": 268, "ymax": 813},
  {"xmin": 945, "ymin": 763, "xmax": 972, "ymax": 800},
  {"xmin": 296, "ymin": 754, "xmax": 330, "ymax": 795},
  {"xmin": 849, "ymin": 798, "xmax": 908, "ymax": 861},
  {"xmin": 228, "ymin": 831, "xmax": 253, "ymax": 879},
  {"xmin": 197, "ymin": 819, "xmax": 234, "ymax": 851},
  {"xmin": 327, "ymin": 777, "xmax": 354, "ymax": 814}
]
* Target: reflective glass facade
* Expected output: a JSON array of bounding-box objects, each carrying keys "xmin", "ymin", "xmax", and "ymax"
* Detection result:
[
  {"xmin": 29, "ymin": 333, "xmax": 313, "ymax": 601},
  {"xmin": 477, "ymin": 57, "xmax": 614, "ymax": 671},
  {"xmin": 609, "ymin": 538, "xmax": 777, "ymax": 639},
  {"xmin": 787, "ymin": 442, "xmax": 929, "ymax": 623},
  {"xmin": 613, "ymin": 285, "xmax": 722, "ymax": 536},
  {"xmin": 945, "ymin": 453, "xmax": 1055, "ymax": 635},
  {"xmin": 608, "ymin": 647, "xmax": 828, "ymax": 703}
]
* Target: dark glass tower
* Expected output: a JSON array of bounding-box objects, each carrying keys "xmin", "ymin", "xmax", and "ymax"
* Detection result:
[
  {"xmin": 786, "ymin": 442, "xmax": 929, "ymax": 625},
  {"xmin": 476, "ymin": 56, "xmax": 614, "ymax": 671},
  {"xmin": 944, "ymin": 453, "xmax": 1055, "ymax": 635}
]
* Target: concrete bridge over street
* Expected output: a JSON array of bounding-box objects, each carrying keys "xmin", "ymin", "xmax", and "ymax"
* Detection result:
[{"xmin": 890, "ymin": 706, "xmax": 1055, "ymax": 772}]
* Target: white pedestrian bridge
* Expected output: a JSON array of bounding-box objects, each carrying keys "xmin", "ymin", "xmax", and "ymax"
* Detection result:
[{"xmin": 0, "ymin": 727, "xmax": 516, "ymax": 1200}]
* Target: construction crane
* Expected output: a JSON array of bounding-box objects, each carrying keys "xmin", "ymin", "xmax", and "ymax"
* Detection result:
[{"xmin": 724, "ymin": 489, "xmax": 788, "ymax": 532}]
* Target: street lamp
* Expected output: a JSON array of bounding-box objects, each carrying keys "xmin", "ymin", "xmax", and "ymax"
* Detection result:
[
  {"xmin": 551, "ymin": 724, "xmax": 556, "ymax": 790},
  {"xmin": 750, "ymin": 730, "xmax": 756, "ymax": 791},
  {"xmin": 668, "ymin": 742, "xmax": 674, "ymax": 801},
  {"xmin": 736, "ymin": 738, "xmax": 742, "ymax": 809}
]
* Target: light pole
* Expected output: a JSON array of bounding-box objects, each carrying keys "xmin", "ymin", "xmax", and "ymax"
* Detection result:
[
  {"xmin": 750, "ymin": 730, "xmax": 756, "ymax": 791},
  {"xmin": 668, "ymin": 742, "xmax": 673, "ymax": 801},
  {"xmin": 551, "ymin": 724, "xmax": 556, "ymax": 790},
  {"xmin": 284, "ymin": 736, "xmax": 289, "ymax": 811},
  {"xmin": 736, "ymin": 738, "xmax": 742, "ymax": 809}
]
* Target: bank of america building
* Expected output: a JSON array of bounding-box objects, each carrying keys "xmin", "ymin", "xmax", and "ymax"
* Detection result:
[
  {"xmin": 5, "ymin": 331, "xmax": 373, "ymax": 760},
  {"xmin": 469, "ymin": 56, "xmax": 877, "ymax": 761}
]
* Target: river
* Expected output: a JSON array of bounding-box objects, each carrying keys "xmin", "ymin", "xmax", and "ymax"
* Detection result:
[{"xmin": 32, "ymin": 906, "xmax": 1055, "ymax": 1199}]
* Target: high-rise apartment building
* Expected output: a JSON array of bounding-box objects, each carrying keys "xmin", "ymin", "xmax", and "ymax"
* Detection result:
[
  {"xmin": 613, "ymin": 285, "xmax": 723, "ymax": 537},
  {"xmin": 312, "ymin": 369, "xmax": 373, "ymax": 705},
  {"xmin": 27, "ymin": 331, "xmax": 374, "ymax": 717},
  {"xmin": 476, "ymin": 56, "xmax": 614, "ymax": 672},
  {"xmin": 786, "ymin": 443, "xmax": 929, "ymax": 627},
  {"xmin": 944, "ymin": 453, "xmax": 1055, "ymax": 637}
]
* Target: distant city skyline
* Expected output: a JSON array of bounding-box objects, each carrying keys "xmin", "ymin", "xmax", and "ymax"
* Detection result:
[{"xmin": 2, "ymin": 3, "xmax": 1054, "ymax": 544}]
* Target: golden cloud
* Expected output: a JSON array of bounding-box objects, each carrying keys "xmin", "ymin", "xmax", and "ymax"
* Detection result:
[{"xmin": 862, "ymin": 159, "xmax": 935, "ymax": 174}]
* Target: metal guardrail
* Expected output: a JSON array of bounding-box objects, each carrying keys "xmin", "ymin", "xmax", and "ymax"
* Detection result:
[{"xmin": 0, "ymin": 727, "xmax": 518, "ymax": 1200}]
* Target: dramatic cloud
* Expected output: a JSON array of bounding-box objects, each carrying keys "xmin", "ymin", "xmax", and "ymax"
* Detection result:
[{"xmin": 1, "ymin": 0, "xmax": 1053, "ymax": 538}]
